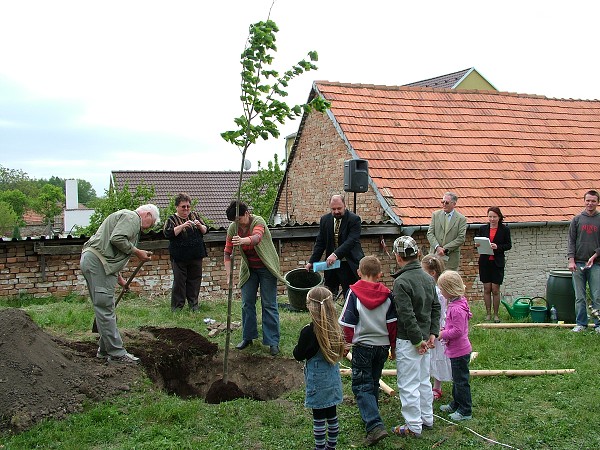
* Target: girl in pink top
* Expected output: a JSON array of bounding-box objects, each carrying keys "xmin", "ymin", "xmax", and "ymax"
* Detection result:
[{"xmin": 437, "ymin": 270, "xmax": 473, "ymax": 421}]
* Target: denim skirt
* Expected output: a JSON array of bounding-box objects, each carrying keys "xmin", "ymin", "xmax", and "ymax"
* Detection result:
[{"xmin": 304, "ymin": 350, "xmax": 343, "ymax": 409}]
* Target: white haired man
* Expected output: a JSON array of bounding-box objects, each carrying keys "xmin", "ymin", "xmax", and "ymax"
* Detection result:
[{"xmin": 80, "ymin": 204, "xmax": 160, "ymax": 364}]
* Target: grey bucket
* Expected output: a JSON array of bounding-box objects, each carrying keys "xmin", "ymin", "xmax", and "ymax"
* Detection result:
[{"xmin": 284, "ymin": 268, "xmax": 323, "ymax": 311}]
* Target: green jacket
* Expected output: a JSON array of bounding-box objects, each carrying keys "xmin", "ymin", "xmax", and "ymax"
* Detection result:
[
  {"xmin": 82, "ymin": 209, "xmax": 141, "ymax": 275},
  {"xmin": 227, "ymin": 215, "xmax": 286, "ymax": 288},
  {"xmin": 392, "ymin": 260, "xmax": 441, "ymax": 345}
]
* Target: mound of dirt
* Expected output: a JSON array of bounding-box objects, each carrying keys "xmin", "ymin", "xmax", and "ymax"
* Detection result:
[{"xmin": 0, "ymin": 308, "xmax": 305, "ymax": 434}]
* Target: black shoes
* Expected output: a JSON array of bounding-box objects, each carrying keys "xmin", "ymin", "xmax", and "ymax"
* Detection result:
[{"xmin": 236, "ymin": 340, "xmax": 253, "ymax": 350}]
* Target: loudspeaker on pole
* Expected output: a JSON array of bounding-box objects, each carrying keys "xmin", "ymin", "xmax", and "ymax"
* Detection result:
[{"xmin": 344, "ymin": 159, "xmax": 369, "ymax": 193}]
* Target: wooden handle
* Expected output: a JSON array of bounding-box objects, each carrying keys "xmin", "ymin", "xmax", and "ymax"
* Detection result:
[{"xmin": 115, "ymin": 259, "xmax": 147, "ymax": 306}]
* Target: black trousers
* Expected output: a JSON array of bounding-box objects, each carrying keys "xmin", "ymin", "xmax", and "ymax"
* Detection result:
[
  {"xmin": 323, "ymin": 261, "xmax": 359, "ymax": 300},
  {"xmin": 170, "ymin": 258, "xmax": 203, "ymax": 310}
]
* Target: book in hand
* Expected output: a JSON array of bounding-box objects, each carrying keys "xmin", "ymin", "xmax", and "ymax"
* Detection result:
[
  {"xmin": 474, "ymin": 237, "xmax": 494, "ymax": 255},
  {"xmin": 312, "ymin": 260, "xmax": 341, "ymax": 272}
]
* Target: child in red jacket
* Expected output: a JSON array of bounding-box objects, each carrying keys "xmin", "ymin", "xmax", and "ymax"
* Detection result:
[{"xmin": 339, "ymin": 255, "xmax": 397, "ymax": 446}]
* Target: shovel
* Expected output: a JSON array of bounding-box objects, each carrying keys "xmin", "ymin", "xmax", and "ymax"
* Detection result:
[{"xmin": 91, "ymin": 258, "xmax": 147, "ymax": 333}]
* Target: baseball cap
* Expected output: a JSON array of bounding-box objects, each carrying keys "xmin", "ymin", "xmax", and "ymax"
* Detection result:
[{"xmin": 393, "ymin": 236, "xmax": 419, "ymax": 257}]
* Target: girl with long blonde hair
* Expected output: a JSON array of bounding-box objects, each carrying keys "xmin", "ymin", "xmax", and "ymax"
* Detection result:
[{"xmin": 294, "ymin": 286, "xmax": 345, "ymax": 449}]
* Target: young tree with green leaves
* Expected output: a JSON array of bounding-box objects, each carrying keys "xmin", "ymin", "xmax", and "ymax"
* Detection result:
[
  {"xmin": 219, "ymin": 15, "xmax": 330, "ymax": 384},
  {"xmin": 239, "ymin": 153, "xmax": 285, "ymax": 222}
]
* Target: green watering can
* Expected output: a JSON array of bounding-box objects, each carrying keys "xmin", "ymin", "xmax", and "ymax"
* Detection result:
[{"xmin": 501, "ymin": 297, "xmax": 531, "ymax": 319}]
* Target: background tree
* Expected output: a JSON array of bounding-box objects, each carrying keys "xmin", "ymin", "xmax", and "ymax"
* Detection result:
[
  {"xmin": 0, "ymin": 201, "xmax": 19, "ymax": 237},
  {"xmin": 239, "ymin": 153, "xmax": 284, "ymax": 222},
  {"xmin": 33, "ymin": 184, "xmax": 65, "ymax": 225},
  {"xmin": 219, "ymin": 14, "xmax": 330, "ymax": 386},
  {"xmin": 0, "ymin": 165, "xmax": 37, "ymax": 197},
  {"xmin": 75, "ymin": 182, "xmax": 155, "ymax": 236},
  {"xmin": 0, "ymin": 166, "xmax": 98, "ymax": 219},
  {"xmin": 75, "ymin": 179, "xmax": 97, "ymax": 205},
  {"xmin": 43, "ymin": 176, "xmax": 97, "ymax": 206},
  {"xmin": 0, "ymin": 189, "xmax": 28, "ymax": 221}
]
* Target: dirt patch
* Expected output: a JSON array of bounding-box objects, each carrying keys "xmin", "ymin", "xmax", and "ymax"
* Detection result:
[{"xmin": 0, "ymin": 308, "xmax": 305, "ymax": 434}]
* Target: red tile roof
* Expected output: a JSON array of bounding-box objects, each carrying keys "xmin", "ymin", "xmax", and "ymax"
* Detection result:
[
  {"xmin": 111, "ymin": 171, "xmax": 256, "ymax": 228},
  {"xmin": 22, "ymin": 209, "xmax": 45, "ymax": 226},
  {"xmin": 313, "ymin": 81, "xmax": 600, "ymax": 225}
]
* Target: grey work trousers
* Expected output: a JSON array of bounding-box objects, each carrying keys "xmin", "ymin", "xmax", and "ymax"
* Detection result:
[{"xmin": 80, "ymin": 251, "xmax": 127, "ymax": 357}]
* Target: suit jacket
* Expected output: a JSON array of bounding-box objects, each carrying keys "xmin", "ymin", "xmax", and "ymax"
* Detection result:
[
  {"xmin": 309, "ymin": 209, "xmax": 365, "ymax": 276},
  {"xmin": 476, "ymin": 223, "xmax": 512, "ymax": 268},
  {"xmin": 426, "ymin": 209, "xmax": 468, "ymax": 270}
]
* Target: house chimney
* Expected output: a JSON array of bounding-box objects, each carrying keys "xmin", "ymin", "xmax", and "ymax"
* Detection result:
[{"xmin": 66, "ymin": 179, "xmax": 79, "ymax": 210}]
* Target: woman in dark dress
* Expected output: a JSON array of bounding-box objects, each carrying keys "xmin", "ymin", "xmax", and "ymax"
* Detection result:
[{"xmin": 476, "ymin": 206, "xmax": 512, "ymax": 322}]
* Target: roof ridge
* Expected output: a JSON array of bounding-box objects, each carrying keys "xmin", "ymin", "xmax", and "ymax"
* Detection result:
[{"xmin": 313, "ymin": 80, "xmax": 599, "ymax": 102}]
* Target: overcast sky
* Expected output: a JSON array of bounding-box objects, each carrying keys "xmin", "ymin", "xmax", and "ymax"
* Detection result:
[{"xmin": 1, "ymin": 0, "xmax": 599, "ymax": 195}]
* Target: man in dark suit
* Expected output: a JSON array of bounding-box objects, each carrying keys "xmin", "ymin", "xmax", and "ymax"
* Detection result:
[{"xmin": 306, "ymin": 194, "xmax": 365, "ymax": 299}]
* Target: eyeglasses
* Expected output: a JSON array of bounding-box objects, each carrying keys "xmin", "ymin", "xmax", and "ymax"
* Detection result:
[
  {"xmin": 441, "ymin": 201, "xmax": 452, "ymax": 205},
  {"xmin": 178, "ymin": 205, "xmax": 191, "ymax": 209}
]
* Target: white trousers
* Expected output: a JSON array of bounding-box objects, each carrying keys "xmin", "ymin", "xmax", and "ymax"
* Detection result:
[{"xmin": 395, "ymin": 338, "xmax": 434, "ymax": 433}]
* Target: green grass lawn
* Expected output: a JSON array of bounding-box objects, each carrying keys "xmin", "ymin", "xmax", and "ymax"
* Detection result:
[{"xmin": 1, "ymin": 292, "xmax": 598, "ymax": 450}]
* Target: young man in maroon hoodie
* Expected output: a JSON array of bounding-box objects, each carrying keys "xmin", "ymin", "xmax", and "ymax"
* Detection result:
[{"xmin": 339, "ymin": 255, "xmax": 397, "ymax": 447}]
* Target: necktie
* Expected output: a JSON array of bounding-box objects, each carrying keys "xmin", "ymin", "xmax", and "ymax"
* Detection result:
[
  {"xmin": 444, "ymin": 213, "xmax": 450, "ymax": 234},
  {"xmin": 334, "ymin": 218, "xmax": 341, "ymax": 248}
]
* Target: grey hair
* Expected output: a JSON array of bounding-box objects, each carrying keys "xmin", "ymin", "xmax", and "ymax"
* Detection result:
[
  {"xmin": 136, "ymin": 204, "xmax": 161, "ymax": 226},
  {"xmin": 444, "ymin": 192, "xmax": 458, "ymax": 203}
]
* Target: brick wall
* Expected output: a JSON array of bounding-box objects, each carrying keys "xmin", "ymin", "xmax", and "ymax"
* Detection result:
[
  {"xmin": 0, "ymin": 224, "xmax": 569, "ymax": 303},
  {"xmin": 0, "ymin": 233, "xmax": 401, "ymax": 300},
  {"xmin": 278, "ymin": 110, "xmax": 387, "ymax": 224}
]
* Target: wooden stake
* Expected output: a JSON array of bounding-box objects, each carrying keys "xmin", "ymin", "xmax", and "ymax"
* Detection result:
[
  {"xmin": 475, "ymin": 323, "xmax": 593, "ymax": 329},
  {"xmin": 470, "ymin": 369, "xmax": 575, "ymax": 376},
  {"xmin": 340, "ymin": 368, "xmax": 575, "ymax": 377}
]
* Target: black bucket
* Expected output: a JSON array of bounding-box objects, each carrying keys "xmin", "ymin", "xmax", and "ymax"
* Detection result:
[
  {"xmin": 284, "ymin": 269, "xmax": 323, "ymax": 311},
  {"xmin": 546, "ymin": 270, "xmax": 576, "ymax": 324}
]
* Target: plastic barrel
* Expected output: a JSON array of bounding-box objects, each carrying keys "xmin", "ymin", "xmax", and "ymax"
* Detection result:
[
  {"xmin": 284, "ymin": 269, "xmax": 323, "ymax": 311},
  {"xmin": 546, "ymin": 270, "xmax": 576, "ymax": 324}
]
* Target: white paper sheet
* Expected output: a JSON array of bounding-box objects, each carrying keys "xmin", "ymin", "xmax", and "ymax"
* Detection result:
[{"xmin": 474, "ymin": 237, "xmax": 494, "ymax": 255}]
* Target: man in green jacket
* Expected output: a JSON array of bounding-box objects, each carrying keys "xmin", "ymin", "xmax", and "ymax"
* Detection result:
[{"xmin": 80, "ymin": 204, "xmax": 160, "ymax": 364}]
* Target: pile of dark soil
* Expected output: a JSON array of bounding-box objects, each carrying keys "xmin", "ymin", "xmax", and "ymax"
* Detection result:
[
  {"xmin": 0, "ymin": 308, "xmax": 143, "ymax": 433},
  {"xmin": 0, "ymin": 308, "xmax": 304, "ymax": 434}
]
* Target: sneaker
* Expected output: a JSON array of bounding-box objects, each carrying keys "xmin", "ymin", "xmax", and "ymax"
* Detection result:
[
  {"xmin": 440, "ymin": 404, "xmax": 456, "ymax": 413},
  {"xmin": 269, "ymin": 345, "xmax": 280, "ymax": 356},
  {"xmin": 571, "ymin": 325, "xmax": 587, "ymax": 332},
  {"xmin": 449, "ymin": 411, "xmax": 472, "ymax": 421},
  {"xmin": 595, "ymin": 326, "xmax": 600, "ymax": 334},
  {"xmin": 422, "ymin": 422, "xmax": 434, "ymax": 431},
  {"xmin": 390, "ymin": 424, "xmax": 421, "ymax": 438},
  {"xmin": 96, "ymin": 348, "xmax": 108, "ymax": 359},
  {"xmin": 108, "ymin": 352, "xmax": 139, "ymax": 364},
  {"xmin": 364, "ymin": 426, "xmax": 388, "ymax": 446}
]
